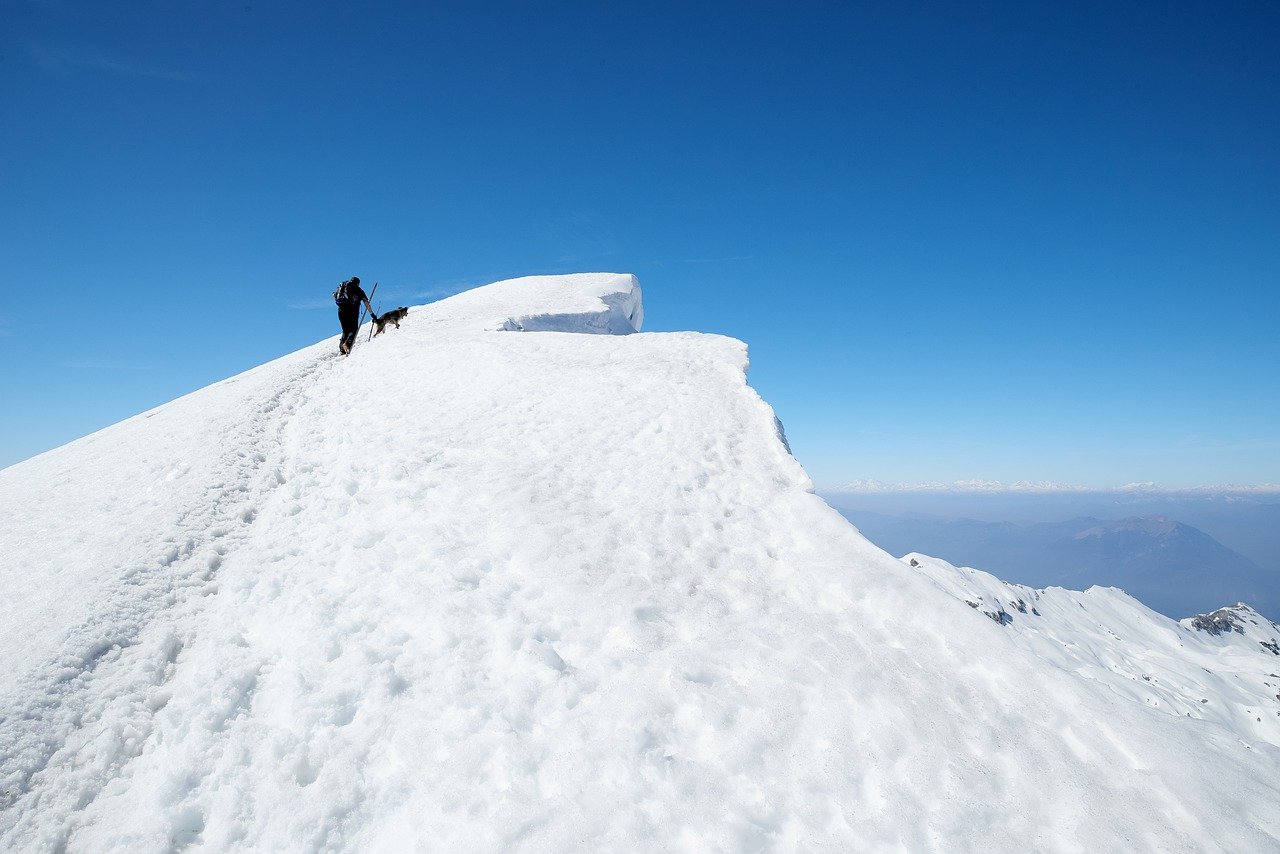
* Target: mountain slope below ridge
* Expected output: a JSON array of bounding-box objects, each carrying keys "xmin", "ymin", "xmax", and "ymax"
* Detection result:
[
  {"xmin": 899, "ymin": 553, "xmax": 1280, "ymax": 747},
  {"xmin": 1, "ymin": 274, "xmax": 1278, "ymax": 850}
]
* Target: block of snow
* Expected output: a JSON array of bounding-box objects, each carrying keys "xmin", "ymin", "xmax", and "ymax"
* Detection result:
[{"xmin": 428, "ymin": 272, "xmax": 643, "ymax": 334}]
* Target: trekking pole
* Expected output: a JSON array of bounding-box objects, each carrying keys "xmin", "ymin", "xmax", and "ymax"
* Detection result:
[
  {"xmin": 358, "ymin": 281, "xmax": 378, "ymax": 329},
  {"xmin": 368, "ymin": 301, "xmax": 383, "ymax": 342}
]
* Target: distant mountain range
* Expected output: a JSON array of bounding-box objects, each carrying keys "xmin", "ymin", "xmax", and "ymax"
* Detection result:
[
  {"xmin": 821, "ymin": 488, "xmax": 1280, "ymax": 570},
  {"xmin": 838, "ymin": 510, "xmax": 1277, "ymax": 620}
]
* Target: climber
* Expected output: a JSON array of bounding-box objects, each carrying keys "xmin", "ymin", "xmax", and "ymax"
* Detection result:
[{"xmin": 333, "ymin": 276, "xmax": 374, "ymax": 355}]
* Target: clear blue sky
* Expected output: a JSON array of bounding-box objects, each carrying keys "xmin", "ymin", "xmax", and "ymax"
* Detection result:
[{"xmin": 2, "ymin": 1, "xmax": 1277, "ymax": 487}]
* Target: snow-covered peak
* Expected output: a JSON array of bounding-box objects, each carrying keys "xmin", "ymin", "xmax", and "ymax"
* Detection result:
[
  {"xmin": 424, "ymin": 272, "xmax": 643, "ymax": 334},
  {"xmin": 1184, "ymin": 603, "xmax": 1280, "ymax": 651},
  {"xmin": 2, "ymin": 274, "xmax": 1278, "ymax": 850}
]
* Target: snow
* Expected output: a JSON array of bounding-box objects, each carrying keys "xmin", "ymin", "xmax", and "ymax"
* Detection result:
[
  {"xmin": 900, "ymin": 552, "xmax": 1280, "ymax": 748},
  {"xmin": 422, "ymin": 272, "xmax": 643, "ymax": 334},
  {"xmin": 2, "ymin": 273, "xmax": 1279, "ymax": 851}
]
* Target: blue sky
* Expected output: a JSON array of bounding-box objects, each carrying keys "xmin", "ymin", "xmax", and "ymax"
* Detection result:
[{"xmin": 2, "ymin": 1, "xmax": 1277, "ymax": 487}]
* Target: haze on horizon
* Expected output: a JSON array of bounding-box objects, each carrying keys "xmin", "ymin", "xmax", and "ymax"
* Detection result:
[
  {"xmin": 821, "ymin": 480, "xmax": 1280, "ymax": 621},
  {"xmin": 829, "ymin": 480, "xmax": 1280, "ymax": 494}
]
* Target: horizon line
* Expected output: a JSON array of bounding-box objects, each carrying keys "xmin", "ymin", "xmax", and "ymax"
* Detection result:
[{"xmin": 822, "ymin": 479, "xmax": 1280, "ymax": 495}]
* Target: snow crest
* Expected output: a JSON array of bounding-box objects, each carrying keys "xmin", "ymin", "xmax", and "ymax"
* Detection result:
[
  {"xmin": 428, "ymin": 273, "xmax": 643, "ymax": 334},
  {"xmin": 2, "ymin": 274, "xmax": 1279, "ymax": 851}
]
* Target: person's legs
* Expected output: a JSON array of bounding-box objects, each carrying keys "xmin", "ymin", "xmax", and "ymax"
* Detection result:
[{"xmin": 338, "ymin": 306, "xmax": 359, "ymax": 353}]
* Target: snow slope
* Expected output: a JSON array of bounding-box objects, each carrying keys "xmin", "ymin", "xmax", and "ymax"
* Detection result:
[
  {"xmin": 899, "ymin": 553, "xmax": 1280, "ymax": 749},
  {"xmin": 2, "ymin": 273, "xmax": 1278, "ymax": 851}
]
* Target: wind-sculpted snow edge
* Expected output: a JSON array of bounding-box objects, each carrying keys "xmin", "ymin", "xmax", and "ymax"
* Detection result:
[
  {"xmin": 500, "ymin": 280, "xmax": 643, "ymax": 334},
  {"xmin": 423, "ymin": 272, "xmax": 643, "ymax": 335}
]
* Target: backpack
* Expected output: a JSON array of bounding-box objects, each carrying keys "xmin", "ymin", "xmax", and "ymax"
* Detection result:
[{"xmin": 333, "ymin": 280, "xmax": 357, "ymax": 307}]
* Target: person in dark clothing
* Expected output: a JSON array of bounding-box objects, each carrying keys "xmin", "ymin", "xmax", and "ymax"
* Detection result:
[{"xmin": 334, "ymin": 276, "xmax": 374, "ymax": 355}]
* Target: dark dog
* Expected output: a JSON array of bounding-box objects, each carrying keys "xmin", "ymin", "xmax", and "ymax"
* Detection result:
[{"xmin": 372, "ymin": 307, "xmax": 409, "ymax": 336}]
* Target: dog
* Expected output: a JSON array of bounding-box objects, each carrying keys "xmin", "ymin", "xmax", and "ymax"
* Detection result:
[{"xmin": 372, "ymin": 307, "xmax": 409, "ymax": 336}]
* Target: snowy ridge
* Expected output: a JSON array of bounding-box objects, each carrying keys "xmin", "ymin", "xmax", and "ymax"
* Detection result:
[
  {"xmin": 900, "ymin": 552, "xmax": 1280, "ymax": 747},
  {"xmin": 1184, "ymin": 604, "xmax": 1280, "ymax": 653},
  {"xmin": 0, "ymin": 346, "xmax": 333, "ymax": 841},
  {"xmin": 2, "ymin": 274, "xmax": 1279, "ymax": 850},
  {"xmin": 426, "ymin": 273, "xmax": 643, "ymax": 334}
]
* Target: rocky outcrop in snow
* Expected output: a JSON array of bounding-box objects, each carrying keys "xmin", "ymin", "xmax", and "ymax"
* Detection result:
[{"xmin": 1186, "ymin": 603, "xmax": 1280, "ymax": 655}]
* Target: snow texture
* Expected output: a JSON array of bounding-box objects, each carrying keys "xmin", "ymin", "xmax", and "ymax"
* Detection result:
[
  {"xmin": 901, "ymin": 553, "xmax": 1280, "ymax": 749},
  {"xmin": 1, "ymin": 272, "xmax": 1278, "ymax": 851}
]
